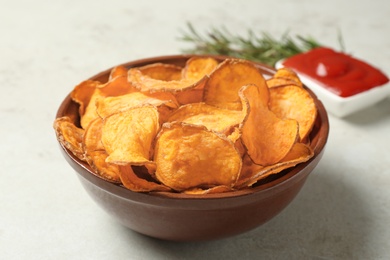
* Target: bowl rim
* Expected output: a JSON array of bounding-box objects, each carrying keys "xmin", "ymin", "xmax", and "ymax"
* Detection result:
[{"xmin": 56, "ymin": 54, "xmax": 329, "ymax": 202}]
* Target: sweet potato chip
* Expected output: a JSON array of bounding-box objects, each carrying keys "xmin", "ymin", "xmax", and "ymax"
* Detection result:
[
  {"xmin": 281, "ymin": 142, "xmax": 314, "ymax": 162},
  {"xmin": 71, "ymin": 80, "xmax": 101, "ymax": 117},
  {"xmin": 269, "ymin": 85, "xmax": 317, "ymax": 141},
  {"xmin": 85, "ymin": 151, "xmax": 121, "ymax": 182},
  {"xmin": 167, "ymin": 102, "xmax": 245, "ymax": 135},
  {"xmin": 109, "ymin": 65, "xmax": 129, "ymax": 80},
  {"xmin": 128, "ymin": 68, "xmax": 207, "ymax": 93},
  {"xmin": 99, "ymin": 70, "xmax": 137, "ymax": 97},
  {"xmin": 138, "ymin": 63, "xmax": 182, "ymax": 81},
  {"xmin": 203, "ymin": 59, "xmax": 269, "ymax": 110},
  {"xmin": 273, "ymin": 67, "xmax": 303, "ymax": 88},
  {"xmin": 80, "ymin": 88, "xmax": 105, "ymax": 129},
  {"xmin": 240, "ymin": 84, "xmax": 299, "ymax": 166},
  {"xmin": 96, "ymin": 91, "xmax": 178, "ymax": 119},
  {"xmin": 102, "ymin": 106, "xmax": 160, "ymax": 165},
  {"xmin": 183, "ymin": 185, "xmax": 233, "ymax": 194},
  {"xmin": 83, "ymin": 117, "xmax": 105, "ymax": 151},
  {"xmin": 118, "ymin": 165, "xmax": 171, "ymax": 192},
  {"xmin": 235, "ymin": 143, "xmax": 314, "ymax": 188},
  {"xmin": 83, "ymin": 118, "xmax": 120, "ymax": 182},
  {"xmin": 154, "ymin": 122, "xmax": 242, "ymax": 191},
  {"xmin": 182, "ymin": 57, "xmax": 218, "ymax": 82},
  {"xmin": 267, "ymin": 77, "xmax": 300, "ymax": 88},
  {"xmin": 53, "ymin": 116, "xmax": 85, "ymax": 161},
  {"xmin": 174, "ymin": 88, "xmax": 204, "ymax": 105}
]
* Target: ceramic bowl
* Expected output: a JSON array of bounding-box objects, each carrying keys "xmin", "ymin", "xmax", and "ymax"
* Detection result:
[{"xmin": 55, "ymin": 55, "xmax": 329, "ymax": 241}]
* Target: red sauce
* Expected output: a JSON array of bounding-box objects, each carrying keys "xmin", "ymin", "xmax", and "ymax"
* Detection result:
[{"xmin": 282, "ymin": 47, "xmax": 389, "ymax": 97}]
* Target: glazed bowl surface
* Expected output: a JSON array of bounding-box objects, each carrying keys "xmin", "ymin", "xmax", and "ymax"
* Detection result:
[{"xmin": 56, "ymin": 55, "xmax": 329, "ymax": 241}]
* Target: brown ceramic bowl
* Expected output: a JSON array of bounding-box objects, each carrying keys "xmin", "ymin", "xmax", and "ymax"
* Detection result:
[{"xmin": 56, "ymin": 55, "xmax": 329, "ymax": 242}]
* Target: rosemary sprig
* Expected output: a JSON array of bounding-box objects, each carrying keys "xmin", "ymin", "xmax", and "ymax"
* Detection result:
[{"xmin": 179, "ymin": 23, "xmax": 323, "ymax": 67}]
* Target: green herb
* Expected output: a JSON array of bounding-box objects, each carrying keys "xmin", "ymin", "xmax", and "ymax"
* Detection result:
[{"xmin": 179, "ymin": 23, "xmax": 323, "ymax": 67}]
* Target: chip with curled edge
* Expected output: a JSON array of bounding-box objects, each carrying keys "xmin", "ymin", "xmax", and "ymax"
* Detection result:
[
  {"xmin": 153, "ymin": 122, "xmax": 242, "ymax": 191},
  {"xmin": 203, "ymin": 59, "xmax": 269, "ymax": 110},
  {"xmin": 240, "ymin": 84, "xmax": 299, "ymax": 166},
  {"xmin": 102, "ymin": 105, "xmax": 160, "ymax": 166}
]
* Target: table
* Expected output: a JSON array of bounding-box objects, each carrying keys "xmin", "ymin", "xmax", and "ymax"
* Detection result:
[{"xmin": 1, "ymin": 0, "xmax": 389, "ymax": 259}]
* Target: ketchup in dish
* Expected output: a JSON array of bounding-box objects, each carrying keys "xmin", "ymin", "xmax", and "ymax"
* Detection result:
[{"xmin": 282, "ymin": 47, "xmax": 389, "ymax": 97}]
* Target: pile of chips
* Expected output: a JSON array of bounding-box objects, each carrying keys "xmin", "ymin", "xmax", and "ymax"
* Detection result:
[{"xmin": 54, "ymin": 57, "xmax": 317, "ymax": 194}]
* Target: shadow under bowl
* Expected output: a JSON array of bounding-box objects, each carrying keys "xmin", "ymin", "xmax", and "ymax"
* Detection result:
[{"xmin": 56, "ymin": 54, "xmax": 329, "ymax": 242}]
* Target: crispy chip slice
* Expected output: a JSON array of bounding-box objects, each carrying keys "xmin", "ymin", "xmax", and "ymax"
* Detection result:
[
  {"xmin": 102, "ymin": 105, "xmax": 160, "ymax": 165},
  {"xmin": 203, "ymin": 59, "xmax": 269, "ymax": 110},
  {"xmin": 128, "ymin": 68, "xmax": 207, "ymax": 93},
  {"xmin": 267, "ymin": 77, "xmax": 301, "ymax": 88},
  {"xmin": 83, "ymin": 118, "xmax": 120, "ymax": 182},
  {"xmin": 80, "ymin": 88, "xmax": 105, "ymax": 129},
  {"xmin": 240, "ymin": 84, "xmax": 299, "ymax": 166},
  {"xmin": 272, "ymin": 67, "xmax": 303, "ymax": 88},
  {"xmin": 108, "ymin": 65, "xmax": 128, "ymax": 80},
  {"xmin": 138, "ymin": 63, "xmax": 182, "ymax": 81},
  {"xmin": 174, "ymin": 88, "xmax": 204, "ymax": 105},
  {"xmin": 96, "ymin": 91, "xmax": 178, "ymax": 119},
  {"xmin": 281, "ymin": 142, "xmax": 314, "ymax": 161},
  {"xmin": 236, "ymin": 143, "xmax": 314, "ymax": 188},
  {"xmin": 83, "ymin": 117, "xmax": 105, "ymax": 151},
  {"xmin": 118, "ymin": 165, "xmax": 171, "ymax": 192},
  {"xmin": 85, "ymin": 151, "xmax": 121, "ymax": 182},
  {"xmin": 99, "ymin": 72, "xmax": 137, "ymax": 97},
  {"xmin": 154, "ymin": 122, "xmax": 242, "ymax": 191},
  {"xmin": 53, "ymin": 116, "xmax": 85, "ymax": 161},
  {"xmin": 183, "ymin": 185, "xmax": 233, "ymax": 194},
  {"xmin": 269, "ymin": 85, "xmax": 317, "ymax": 141},
  {"xmin": 167, "ymin": 102, "xmax": 245, "ymax": 135},
  {"xmin": 182, "ymin": 57, "xmax": 218, "ymax": 82},
  {"xmin": 77, "ymin": 66, "xmax": 140, "ymax": 129},
  {"xmin": 71, "ymin": 80, "xmax": 101, "ymax": 117}
]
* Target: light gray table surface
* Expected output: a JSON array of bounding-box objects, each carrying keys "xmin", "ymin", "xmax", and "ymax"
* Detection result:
[{"xmin": 1, "ymin": 0, "xmax": 389, "ymax": 259}]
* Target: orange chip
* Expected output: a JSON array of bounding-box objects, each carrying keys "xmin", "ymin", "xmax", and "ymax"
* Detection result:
[
  {"xmin": 128, "ymin": 68, "xmax": 196, "ymax": 93},
  {"xmin": 236, "ymin": 143, "xmax": 314, "ymax": 188},
  {"xmin": 272, "ymin": 67, "xmax": 303, "ymax": 88},
  {"xmin": 82, "ymin": 118, "xmax": 120, "ymax": 182},
  {"xmin": 83, "ymin": 117, "xmax": 105, "ymax": 151},
  {"xmin": 267, "ymin": 77, "xmax": 301, "ymax": 88},
  {"xmin": 96, "ymin": 91, "xmax": 178, "ymax": 119},
  {"xmin": 154, "ymin": 122, "xmax": 242, "ymax": 191},
  {"xmin": 102, "ymin": 105, "xmax": 160, "ymax": 166},
  {"xmin": 109, "ymin": 65, "xmax": 129, "ymax": 80},
  {"xmin": 80, "ymin": 88, "xmax": 105, "ymax": 129},
  {"xmin": 182, "ymin": 57, "xmax": 218, "ymax": 82},
  {"xmin": 138, "ymin": 63, "xmax": 182, "ymax": 81},
  {"xmin": 76, "ymin": 67, "xmax": 139, "ymax": 129},
  {"xmin": 118, "ymin": 165, "xmax": 171, "ymax": 192},
  {"xmin": 269, "ymin": 85, "xmax": 317, "ymax": 141},
  {"xmin": 71, "ymin": 80, "xmax": 101, "ymax": 117},
  {"xmin": 85, "ymin": 150, "xmax": 121, "ymax": 182},
  {"xmin": 53, "ymin": 116, "xmax": 85, "ymax": 161},
  {"xmin": 167, "ymin": 102, "xmax": 245, "ymax": 135},
  {"xmin": 183, "ymin": 185, "xmax": 233, "ymax": 194},
  {"xmin": 281, "ymin": 142, "xmax": 314, "ymax": 162},
  {"xmin": 240, "ymin": 84, "xmax": 299, "ymax": 166},
  {"xmin": 203, "ymin": 59, "xmax": 269, "ymax": 110},
  {"xmin": 174, "ymin": 88, "xmax": 204, "ymax": 105},
  {"xmin": 98, "ymin": 72, "xmax": 137, "ymax": 97},
  {"xmin": 128, "ymin": 67, "xmax": 206, "ymax": 93}
]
